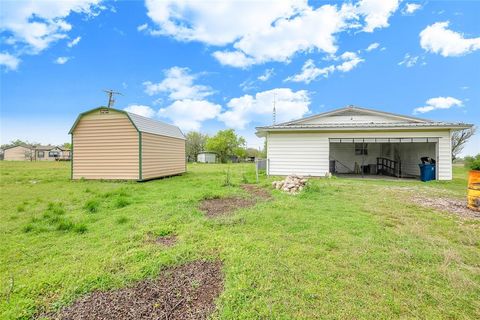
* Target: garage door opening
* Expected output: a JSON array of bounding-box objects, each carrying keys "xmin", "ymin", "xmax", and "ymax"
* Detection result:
[{"xmin": 329, "ymin": 138, "xmax": 438, "ymax": 180}]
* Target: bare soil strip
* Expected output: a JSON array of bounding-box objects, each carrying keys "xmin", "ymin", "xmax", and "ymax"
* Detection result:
[
  {"xmin": 199, "ymin": 184, "xmax": 271, "ymax": 218},
  {"xmin": 155, "ymin": 234, "xmax": 178, "ymax": 247},
  {"xmin": 199, "ymin": 197, "xmax": 255, "ymax": 218},
  {"xmin": 241, "ymin": 184, "xmax": 272, "ymax": 200},
  {"xmin": 411, "ymin": 196, "xmax": 480, "ymax": 219},
  {"xmin": 44, "ymin": 260, "xmax": 223, "ymax": 320}
]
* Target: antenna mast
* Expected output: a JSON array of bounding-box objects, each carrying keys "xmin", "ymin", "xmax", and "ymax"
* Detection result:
[
  {"xmin": 273, "ymin": 92, "xmax": 277, "ymax": 125},
  {"xmin": 103, "ymin": 89, "xmax": 122, "ymax": 108}
]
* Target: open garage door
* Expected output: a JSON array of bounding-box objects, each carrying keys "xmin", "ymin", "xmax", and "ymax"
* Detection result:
[{"xmin": 329, "ymin": 138, "xmax": 439, "ymax": 179}]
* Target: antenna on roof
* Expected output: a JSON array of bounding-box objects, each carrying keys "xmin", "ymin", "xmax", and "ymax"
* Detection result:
[
  {"xmin": 272, "ymin": 92, "xmax": 277, "ymax": 125},
  {"xmin": 103, "ymin": 89, "xmax": 123, "ymax": 108}
]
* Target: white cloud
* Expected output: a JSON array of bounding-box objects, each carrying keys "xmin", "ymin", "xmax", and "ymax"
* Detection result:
[
  {"xmin": 336, "ymin": 51, "xmax": 364, "ymax": 72},
  {"xmin": 0, "ymin": 0, "xmax": 103, "ymax": 55},
  {"xmin": 398, "ymin": 53, "xmax": 420, "ymax": 67},
  {"xmin": 420, "ymin": 21, "xmax": 480, "ymax": 57},
  {"xmin": 218, "ymin": 88, "xmax": 310, "ymax": 129},
  {"xmin": 285, "ymin": 60, "xmax": 335, "ymax": 84},
  {"xmin": 285, "ymin": 51, "xmax": 363, "ymax": 83},
  {"xmin": 258, "ymin": 68, "xmax": 275, "ymax": 82},
  {"xmin": 356, "ymin": 0, "xmax": 399, "ymax": 32},
  {"xmin": 144, "ymin": 1, "xmax": 399, "ymax": 67},
  {"xmin": 0, "ymin": 52, "xmax": 21, "ymax": 71},
  {"xmin": 413, "ymin": 96, "xmax": 463, "ymax": 114},
  {"xmin": 67, "ymin": 36, "xmax": 81, "ymax": 48},
  {"xmin": 143, "ymin": 67, "xmax": 213, "ymax": 100},
  {"xmin": 366, "ymin": 42, "xmax": 380, "ymax": 51},
  {"xmin": 54, "ymin": 56, "xmax": 71, "ymax": 64},
  {"xmin": 158, "ymin": 99, "xmax": 221, "ymax": 131},
  {"xmin": 137, "ymin": 23, "xmax": 148, "ymax": 32},
  {"xmin": 403, "ymin": 3, "xmax": 422, "ymax": 15},
  {"xmin": 144, "ymin": 0, "xmax": 306, "ymax": 46},
  {"xmin": 124, "ymin": 105, "xmax": 155, "ymax": 118},
  {"xmin": 212, "ymin": 51, "xmax": 256, "ymax": 68}
]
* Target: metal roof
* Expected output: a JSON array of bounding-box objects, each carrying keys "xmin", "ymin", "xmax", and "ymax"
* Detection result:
[
  {"xmin": 257, "ymin": 121, "xmax": 473, "ymax": 130},
  {"xmin": 126, "ymin": 111, "xmax": 185, "ymax": 140},
  {"xmin": 69, "ymin": 107, "xmax": 185, "ymax": 140},
  {"xmin": 275, "ymin": 105, "xmax": 432, "ymax": 126}
]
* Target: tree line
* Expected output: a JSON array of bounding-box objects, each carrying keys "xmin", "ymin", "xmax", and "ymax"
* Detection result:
[{"xmin": 186, "ymin": 129, "xmax": 265, "ymax": 163}]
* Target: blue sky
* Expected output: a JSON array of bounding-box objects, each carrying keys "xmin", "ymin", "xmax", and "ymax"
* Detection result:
[{"xmin": 1, "ymin": 0, "xmax": 479, "ymax": 155}]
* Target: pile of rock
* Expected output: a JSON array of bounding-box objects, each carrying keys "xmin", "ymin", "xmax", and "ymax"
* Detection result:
[{"xmin": 272, "ymin": 175, "xmax": 308, "ymax": 194}]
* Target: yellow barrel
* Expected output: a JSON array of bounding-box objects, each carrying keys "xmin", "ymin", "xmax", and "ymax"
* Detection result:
[{"xmin": 467, "ymin": 170, "xmax": 480, "ymax": 211}]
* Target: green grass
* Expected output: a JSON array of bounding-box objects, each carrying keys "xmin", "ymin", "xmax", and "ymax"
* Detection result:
[{"xmin": 0, "ymin": 161, "xmax": 479, "ymax": 319}]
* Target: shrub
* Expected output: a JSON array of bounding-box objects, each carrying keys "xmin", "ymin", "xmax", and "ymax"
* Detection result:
[
  {"xmin": 464, "ymin": 154, "xmax": 480, "ymax": 171},
  {"xmin": 84, "ymin": 199, "xmax": 100, "ymax": 213}
]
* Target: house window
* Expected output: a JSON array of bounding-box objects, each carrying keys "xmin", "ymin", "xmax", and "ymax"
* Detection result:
[
  {"xmin": 355, "ymin": 143, "xmax": 368, "ymax": 155},
  {"xmin": 38, "ymin": 151, "xmax": 44, "ymax": 158},
  {"xmin": 49, "ymin": 151, "xmax": 60, "ymax": 157}
]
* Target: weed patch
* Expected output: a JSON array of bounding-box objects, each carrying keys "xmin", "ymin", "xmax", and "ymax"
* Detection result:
[
  {"xmin": 84, "ymin": 199, "xmax": 100, "ymax": 213},
  {"xmin": 114, "ymin": 196, "xmax": 131, "ymax": 209}
]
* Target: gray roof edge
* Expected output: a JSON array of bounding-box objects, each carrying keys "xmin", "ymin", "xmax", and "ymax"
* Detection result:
[
  {"xmin": 272, "ymin": 105, "xmax": 434, "ymax": 127},
  {"xmin": 126, "ymin": 111, "xmax": 186, "ymax": 140},
  {"xmin": 256, "ymin": 122, "xmax": 474, "ymax": 131}
]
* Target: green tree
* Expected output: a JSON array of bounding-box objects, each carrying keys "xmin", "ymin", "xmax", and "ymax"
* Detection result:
[
  {"xmin": 186, "ymin": 131, "xmax": 208, "ymax": 162},
  {"xmin": 62, "ymin": 142, "xmax": 72, "ymax": 150},
  {"xmin": 1, "ymin": 139, "xmax": 29, "ymax": 150},
  {"xmin": 206, "ymin": 129, "xmax": 246, "ymax": 163}
]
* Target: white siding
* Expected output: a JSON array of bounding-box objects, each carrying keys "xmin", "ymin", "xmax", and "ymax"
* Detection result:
[
  {"xmin": 267, "ymin": 130, "xmax": 452, "ymax": 180},
  {"xmin": 437, "ymin": 130, "xmax": 452, "ymax": 180},
  {"xmin": 267, "ymin": 133, "xmax": 329, "ymax": 176}
]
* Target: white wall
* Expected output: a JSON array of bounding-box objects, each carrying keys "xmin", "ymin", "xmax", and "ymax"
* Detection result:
[
  {"xmin": 267, "ymin": 130, "xmax": 452, "ymax": 180},
  {"xmin": 267, "ymin": 133, "xmax": 329, "ymax": 176}
]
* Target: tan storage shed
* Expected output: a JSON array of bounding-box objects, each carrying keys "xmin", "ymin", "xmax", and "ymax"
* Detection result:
[{"xmin": 69, "ymin": 107, "xmax": 186, "ymax": 181}]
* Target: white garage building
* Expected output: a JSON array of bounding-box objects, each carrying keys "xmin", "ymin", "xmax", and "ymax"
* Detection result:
[{"xmin": 256, "ymin": 106, "xmax": 472, "ymax": 180}]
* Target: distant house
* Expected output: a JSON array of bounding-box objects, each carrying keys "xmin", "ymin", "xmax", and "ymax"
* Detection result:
[
  {"xmin": 256, "ymin": 105, "xmax": 473, "ymax": 180},
  {"xmin": 3, "ymin": 145, "xmax": 32, "ymax": 161},
  {"xmin": 69, "ymin": 106, "xmax": 186, "ymax": 180},
  {"xmin": 2, "ymin": 145, "xmax": 70, "ymax": 161},
  {"xmin": 34, "ymin": 146, "xmax": 70, "ymax": 161},
  {"xmin": 197, "ymin": 152, "xmax": 217, "ymax": 163}
]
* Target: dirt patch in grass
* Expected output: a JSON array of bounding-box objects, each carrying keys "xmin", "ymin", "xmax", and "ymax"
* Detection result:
[
  {"xmin": 199, "ymin": 185, "xmax": 271, "ymax": 218},
  {"xmin": 155, "ymin": 234, "xmax": 178, "ymax": 247},
  {"xmin": 241, "ymin": 184, "xmax": 272, "ymax": 200},
  {"xmin": 199, "ymin": 197, "xmax": 255, "ymax": 218},
  {"xmin": 44, "ymin": 260, "xmax": 223, "ymax": 320},
  {"xmin": 411, "ymin": 196, "xmax": 480, "ymax": 219}
]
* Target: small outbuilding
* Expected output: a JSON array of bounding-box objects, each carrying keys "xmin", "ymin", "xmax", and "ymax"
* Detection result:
[
  {"xmin": 69, "ymin": 106, "xmax": 186, "ymax": 181},
  {"xmin": 197, "ymin": 152, "xmax": 217, "ymax": 163}
]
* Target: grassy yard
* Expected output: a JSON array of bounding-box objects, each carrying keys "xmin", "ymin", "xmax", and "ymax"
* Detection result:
[{"xmin": 0, "ymin": 162, "xmax": 479, "ymax": 319}]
